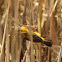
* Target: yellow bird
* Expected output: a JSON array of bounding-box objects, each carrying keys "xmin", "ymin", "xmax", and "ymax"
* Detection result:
[
  {"xmin": 32, "ymin": 32, "xmax": 52, "ymax": 47},
  {"xmin": 21, "ymin": 26, "xmax": 52, "ymax": 47}
]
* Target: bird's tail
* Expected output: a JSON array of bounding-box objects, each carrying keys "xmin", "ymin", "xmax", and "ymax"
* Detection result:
[{"xmin": 43, "ymin": 40, "xmax": 52, "ymax": 47}]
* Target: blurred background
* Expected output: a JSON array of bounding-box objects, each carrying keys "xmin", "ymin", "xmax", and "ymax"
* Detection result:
[{"xmin": 0, "ymin": 0, "xmax": 62, "ymax": 62}]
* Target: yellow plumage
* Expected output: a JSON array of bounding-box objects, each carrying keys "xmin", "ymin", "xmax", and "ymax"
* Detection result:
[
  {"xmin": 33, "ymin": 32, "xmax": 41, "ymax": 37},
  {"xmin": 33, "ymin": 32, "xmax": 44, "ymax": 41},
  {"xmin": 41, "ymin": 37, "xmax": 44, "ymax": 41},
  {"xmin": 21, "ymin": 26, "xmax": 28, "ymax": 33}
]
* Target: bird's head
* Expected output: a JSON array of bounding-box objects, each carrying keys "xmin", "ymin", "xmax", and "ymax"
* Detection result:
[{"xmin": 21, "ymin": 26, "xmax": 28, "ymax": 33}]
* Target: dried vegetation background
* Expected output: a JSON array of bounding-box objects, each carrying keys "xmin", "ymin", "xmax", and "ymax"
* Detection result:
[{"xmin": 0, "ymin": 0, "xmax": 62, "ymax": 62}]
